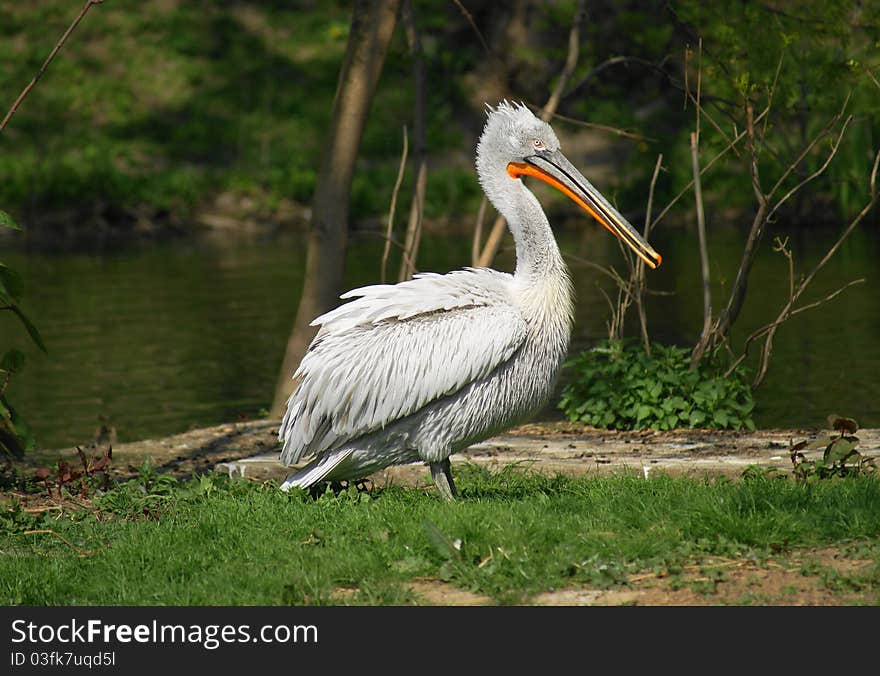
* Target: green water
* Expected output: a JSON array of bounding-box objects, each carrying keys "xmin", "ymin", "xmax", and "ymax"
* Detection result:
[{"xmin": 2, "ymin": 221, "xmax": 878, "ymax": 450}]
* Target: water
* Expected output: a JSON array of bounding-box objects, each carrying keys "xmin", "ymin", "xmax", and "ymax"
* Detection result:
[{"xmin": 2, "ymin": 221, "xmax": 878, "ymax": 450}]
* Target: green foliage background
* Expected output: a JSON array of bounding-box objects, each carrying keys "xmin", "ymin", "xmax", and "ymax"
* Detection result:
[{"xmin": 0, "ymin": 1, "xmax": 877, "ymax": 235}]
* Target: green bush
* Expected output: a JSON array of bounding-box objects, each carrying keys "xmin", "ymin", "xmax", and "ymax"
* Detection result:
[
  {"xmin": 558, "ymin": 339, "xmax": 756, "ymax": 431},
  {"xmin": 0, "ymin": 211, "xmax": 45, "ymax": 458}
]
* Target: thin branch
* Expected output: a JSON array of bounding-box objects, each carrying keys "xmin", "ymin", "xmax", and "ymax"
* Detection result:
[
  {"xmin": 634, "ymin": 153, "xmax": 664, "ymax": 354},
  {"xmin": 541, "ymin": 110, "xmax": 655, "ymax": 143},
  {"xmin": 732, "ymin": 148, "xmax": 880, "ymax": 386},
  {"xmin": 745, "ymin": 105, "xmax": 767, "ymax": 206},
  {"xmin": 471, "ymin": 196, "xmax": 488, "ymax": 266},
  {"xmin": 713, "ymin": 100, "xmax": 853, "ymax": 347},
  {"xmin": 451, "ymin": 0, "xmax": 491, "ymax": 55},
  {"xmin": 597, "ymin": 284, "xmax": 619, "ymax": 340},
  {"xmin": 0, "ymin": 0, "xmax": 104, "ymax": 134},
  {"xmin": 689, "ymin": 130, "xmax": 713, "ymax": 369},
  {"xmin": 785, "ymin": 148, "xmax": 880, "ymax": 299},
  {"xmin": 563, "ymin": 252, "xmax": 628, "ymax": 287},
  {"xmin": 694, "ymin": 39, "xmax": 702, "ymax": 143},
  {"xmin": 760, "ymin": 51, "xmax": 785, "ymax": 146},
  {"xmin": 381, "ymin": 126, "xmax": 408, "ymax": 283},
  {"xmin": 543, "ymin": 0, "xmax": 587, "ymax": 117},
  {"xmin": 643, "ymin": 154, "xmax": 664, "ymax": 241},
  {"xmin": 650, "ymin": 106, "xmax": 770, "ymax": 229},
  {"xmin": 765, "ymin": 114, "xmax": 852, "ymax": 222},
  {"xmin": 476, "ymin": 0, "xmax": 586, "ymax": 269},
  {"xmin": 398, "ymin": 163, "xmax": 426, "ymax": 281},
  {"xmin": 398, "ymin": 1, "xmax": 428, "ymax": 283},
  {"xmin": 564, "ymin": 55, "xmax": 671, "ymax": 100},
  {"xmin": 864, "ymin": 65, "xmax": 880, "ymax": 91},
  {"xmin": 725, "ymin": 277, "xmax": 866, "ymax": 379},
  {"xmin": 766, "ymin": 94, "xmax": 851, "ymax": 201}
]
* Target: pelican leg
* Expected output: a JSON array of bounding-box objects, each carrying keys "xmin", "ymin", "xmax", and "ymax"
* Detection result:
[{"xmin": 430, "ymin": 459, "xmax": 458, "ymax": 501}]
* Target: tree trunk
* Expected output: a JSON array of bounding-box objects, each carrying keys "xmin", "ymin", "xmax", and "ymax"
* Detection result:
[{"xmin": 270, "ymin": 0, "xmax": 402, "ymax": 417}]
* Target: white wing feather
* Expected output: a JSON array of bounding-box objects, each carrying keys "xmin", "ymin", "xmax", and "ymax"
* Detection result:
[{"xmin": 279, "ymin": 269, "xmax": 525, "ymax": 464}]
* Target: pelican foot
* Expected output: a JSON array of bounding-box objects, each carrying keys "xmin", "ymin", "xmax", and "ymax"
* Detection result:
[{"xmin": 430, "ymin": 459, "xmax": 458, "ymax": 501}]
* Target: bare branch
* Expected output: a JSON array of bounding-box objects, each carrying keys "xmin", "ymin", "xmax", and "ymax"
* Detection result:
[
  {"xmin": 634, "ymin": 153, "xmax": 664, "ymax": 353},
  {"xmin": 729, "ymin": 148, "xmax": 880, "ymax": 386},
  {"xmin": 0, "ymin": 0, "xmax": 104, "ymax": 134},
  {"xmin": 564, "ymin": 54, "xmax": 670, "ymax": 101},
  {"xmin": 397, "ymin": 1, "xmax": 428, "ymax": 282},
  {"xmin": 694, "ymin": 39, "xmax": 702, "ymax": 143},
  {"xmin": 760, "ymin": 51, "xmax": 785, "ymax": 144},
  {"xmin": 450, "ymin": 0, "xmax": 491, "ymax": 54},
  {"xmin": 643, "ymin": 154, "xmax": 664, "ymax": 241},
  {"xmin": 650, "ymin": 106, "xmax": 770, "ymax": 229},
  {"xmin": 476, "ymin": 1, "xmax": 587, "ymax": 269},
  {"xmin": 766, "ymin": 94, "xmax": 851, "ymax": 201},
  {"xmin": 475, "ymin": 214, "xmax": 507, "ymax": 269},
  {"xmin": 563, "ymin": 252, "xmax": 630, "ymax": 290},
  {"xmin": 471, "ymin": 196, "xmax": 488, "ymax": 267},
  {"xmin": 725, "ymin": 277, "xmax": 866, "ymax": 379},
  {"xmin": 543, "ymin": 0, "xmax": 587, "ymax": 117},
  {"xmin": 544, "ymin": 110, "xmax": 655, "ymax": 143},
  {"xmin": 765, "ymin": 114, "xmax": 853, "ymax": 222},
  {"xmin": 709, "ymin": 105, "xmax": 772, "ymax": 348},
  {"xmin": 381, "ymin": 126, "xmax": 408, "ymax": 283},
  {"xmin": 864, "ymin": 65, "xmax": 880, "ymax": 91},
  {"xmin": 689, "ymin": 131, "xmax": 713, "ymax": 369}
]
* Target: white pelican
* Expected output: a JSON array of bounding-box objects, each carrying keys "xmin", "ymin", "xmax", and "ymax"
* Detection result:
[{"xmin": 278, "ymin": 101, "xmax": 661, "ymax": 499}]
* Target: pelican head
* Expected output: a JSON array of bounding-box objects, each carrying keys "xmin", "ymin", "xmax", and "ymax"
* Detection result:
[{"xmin": 477, "ymin": 101, "xmax": 662, "ymax": 269}]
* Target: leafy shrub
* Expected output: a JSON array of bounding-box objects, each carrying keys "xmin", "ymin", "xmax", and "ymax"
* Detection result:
[
  {"xmin": 558, "ymin": 339, "xmax": 756, "ymax": 431},
  {"xmin": 0, "ymin": 210, "xmax": 45, "ymax": 459}
]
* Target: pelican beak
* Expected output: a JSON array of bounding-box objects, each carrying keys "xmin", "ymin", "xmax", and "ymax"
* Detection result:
[{"xmin": 508, "ymin": 150, "xmax": 662, "ymax": 269}]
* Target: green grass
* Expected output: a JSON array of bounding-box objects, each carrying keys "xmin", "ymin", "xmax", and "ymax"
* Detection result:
[{"xmin": 3, "ymin": 465, "xmax": 880, "ymax": 605}]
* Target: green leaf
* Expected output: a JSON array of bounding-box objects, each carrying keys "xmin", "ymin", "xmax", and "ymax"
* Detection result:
[
  {"xmin": 689, "ymin": 410, "xmax": 707, "ymax": 427},
  {"xmin": 0, "ymin": 264, "xmax": 24, "ymax": 303},
  {"xmin": 423, "ymin": 519, "xmax": 460, "ymax": 561},
  {"xmin": 824, "ymin": 437, "xmax": 858, "ymax": 465},
  {"xmin": 1, "ymin": 349, "xmax": 25, "ymax": 373},
  {"xmin": 0, "ymin": 210, "xmax": 22, "ymax": 231},
  {"xmin": 0, "ymin": 394, "xmax": 33, "ymax": 459},
  {"xmin": 8, "ymin": 305, "xmax": 46, "ymax": 353}
]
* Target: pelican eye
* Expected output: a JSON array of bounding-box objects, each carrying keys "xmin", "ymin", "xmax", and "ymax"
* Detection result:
[{"xmin": 532, "ymin": 138, "xmax": 545, "ymax": 150}]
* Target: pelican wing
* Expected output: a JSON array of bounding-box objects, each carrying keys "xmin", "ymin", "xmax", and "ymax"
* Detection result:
[{"xmin": 279, "ymin": 269, "xmax": 525, "ymax": 464}]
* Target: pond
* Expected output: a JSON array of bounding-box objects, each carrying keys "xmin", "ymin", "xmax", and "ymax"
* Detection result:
[{"xmin": 2, "ymin": 219, "xmax": 879, "ymax": 451}]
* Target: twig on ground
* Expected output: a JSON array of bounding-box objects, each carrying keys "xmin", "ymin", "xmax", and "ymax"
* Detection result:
[{"xmin": 22, "ymin": 529, "xmax": 91, "ymax": 556}]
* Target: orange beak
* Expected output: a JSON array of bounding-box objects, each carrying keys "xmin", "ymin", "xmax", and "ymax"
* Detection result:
[{"xmin": 508, "ymin": 150, "xmax": 662, "ymax": 269}]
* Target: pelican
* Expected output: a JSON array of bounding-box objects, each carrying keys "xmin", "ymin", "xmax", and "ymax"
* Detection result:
[{"xmin": 278, "ymin": 101, "xmax": 661, "ymax": 499}]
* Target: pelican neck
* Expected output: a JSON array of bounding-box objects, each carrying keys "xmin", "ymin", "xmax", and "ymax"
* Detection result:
[{"xmin": 502, "ymin": 178, "xmax": 566, "ymax": 282}]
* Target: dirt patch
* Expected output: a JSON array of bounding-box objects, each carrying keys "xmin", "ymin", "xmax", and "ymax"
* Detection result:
[
  {"xmin": 408, "ymin": 546, "xmax": 878, "ymax": 606},
  {"xmin": 21, "ymin": 419, "xmax": 879, "ymax": 486},
  {"xmin": 407, "ymin": 579, "xmax": 492, "ymax": 606}
]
